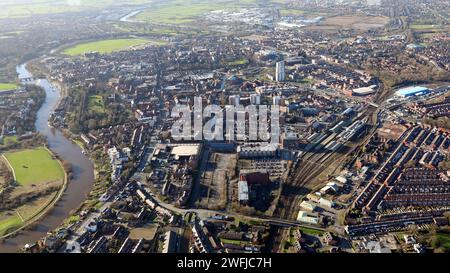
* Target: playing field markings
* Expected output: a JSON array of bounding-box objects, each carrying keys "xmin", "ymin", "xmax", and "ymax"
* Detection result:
[{"xmin": 16, "ymin": 211, "xmax": 24, "ymax": 223}]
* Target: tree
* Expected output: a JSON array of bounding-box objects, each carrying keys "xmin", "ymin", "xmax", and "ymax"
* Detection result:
[{"xmin": 430, "ymin": 235, "xmax": 441, "ymax": 250}]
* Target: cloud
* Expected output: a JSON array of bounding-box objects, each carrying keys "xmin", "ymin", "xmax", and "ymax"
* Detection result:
[{"xmin": 67, "ymin": 0, "xmax": 81, "ymax": 6}]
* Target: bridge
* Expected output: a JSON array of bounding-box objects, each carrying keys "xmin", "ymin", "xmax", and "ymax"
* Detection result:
[
  {"xmin": 368, "ymin": 102, "xmax": 379, "ymax": 108},
  {"xmin": 20, "ymin": 77, "xmax": 36, "ymax": 83}
]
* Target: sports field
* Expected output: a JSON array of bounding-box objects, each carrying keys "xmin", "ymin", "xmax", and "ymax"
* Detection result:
[
  {"xmin": 63, "ymin": 38, "xmax": 164, "ymax": 56},
  {"xmin": 4, "ymin": 147, "xmax": 65, "ymax": 186},
  {"xmin": 0, "ymin": 83, "xmax": 17, "ymax": 91}
]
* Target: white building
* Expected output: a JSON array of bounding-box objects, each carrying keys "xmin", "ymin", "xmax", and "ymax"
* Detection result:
[
  {"xmin": 300, "ymin": 201, "xmax": 317, "ymax": 212},
  {"xmin": 238, "ymin": 180, "xmax": 249, "ymax": 203},
  {"xmin": 296, "ymin": 211, "xmax": 319, "ymax": 225},
  {"xmin": 319, "ymin": 198, "xmax": 335, "ymax": 208},
  {"xmin": 250, "ymin": 94, "xmax": 261, "ymax": 105},
  {"xmin": 229, "ymin": 95, "xmax": 240, "ymax": 107},
  {"xmin": 237, "ymin": 142, "xmax": 279, "ymax": 158},
  {"xmin": 275, "ymin": 61, "xmax": 285, "ymax": 82},
  {"xmin": 272, "ymin": 95, "xmax": 282, "ymax": 106}
]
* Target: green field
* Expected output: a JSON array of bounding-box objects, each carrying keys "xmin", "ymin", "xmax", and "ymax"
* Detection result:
[
  {"xmin": 437, "ymin": 233, "xmax": 450, "ymax": 252},
  {"xmin": 220, "ymin": 238, "xmax": 246, "ymax": 245},
  {"xmin": 227, "ymin": 59, "xmax": 249, "ymax": 66},
  {"xmin": 0, "ymin": 135, "xmax": 18, "ymax": 146},
  {"xmin": 0, "ymin": 0, "xmax": 152, "ymax": 18},
  {"xmin": 63, "ymin": 38, "xmax": 164, "ymax": 56},
  {"xmin": 88, "ymin": 95, "xmax": 106, "ymax": 113},
  {"xmin": 134, "ymin": 0, "xmax": 258, "ymax": 25},
  {"xmin": 4, "ymin": 147, "xmax": 65, "ymax": 186},
  {"xmin": 0, "ymin": 83, "xmax": 17, "ymax": 91},
  {"xmin": 0, "ymin": 213, "xmax": 22, "ymax": 237},
  {"xmin": 299, "ymin": 227, "xmax": 324, "ymax": 236},
  {"xmin": 411, "ymin": 24, "xmax": 438, "ymax": 30}
]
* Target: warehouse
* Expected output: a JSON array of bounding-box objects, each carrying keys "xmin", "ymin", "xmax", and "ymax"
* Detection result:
[
  {"xmin": 352, "ymin": 85, "xmax": 377, "ymax": 96},
  {"xmin": 396, "ymin": 86, "xmax": 430, "ymax": 97}
]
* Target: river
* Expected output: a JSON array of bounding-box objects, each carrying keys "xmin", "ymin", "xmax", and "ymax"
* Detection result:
[
  {"xmin": 0, "ymin": 64, "xmax": 95, "ymax": 253},
  {"xmin": 119, "ymin": 10, "xmax": 143, "ymax": 23}
]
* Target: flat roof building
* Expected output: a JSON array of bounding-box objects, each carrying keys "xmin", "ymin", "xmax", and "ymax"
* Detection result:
[
  {"xmin": 396, "ymin": 86, "xmax": 430, "ymax": 97},
  {"xmin": 238, "ymin": 180, "xmax": 249, "ymax": 203},
  {"xmin": 352, "ymin": 85, "xmax": 377, "ymax": 96},
  {"xmin": 171, "ymin": 145, "xmax": 201, "ymax": 157},
  {"xmin": 296, "ymin": 211, "xmax": 319, "ymax": 225},
  {"xmin": 300, "ymin": 201, "xmax": 317, "ymax": 212}
]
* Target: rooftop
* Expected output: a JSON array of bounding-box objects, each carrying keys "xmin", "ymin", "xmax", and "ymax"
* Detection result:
[
  {"xmin": 171, "ymin": 145, "xmax": 200, "ymax": 157},
  {"xmin": 396, "ymin": 86, "xmax": 429, "ymax": 96}
]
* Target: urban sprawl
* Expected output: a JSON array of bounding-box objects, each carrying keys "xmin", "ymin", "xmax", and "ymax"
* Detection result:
[{"xmin": 0, "ymin": 0, "xmax": 449, "ymax": 254}]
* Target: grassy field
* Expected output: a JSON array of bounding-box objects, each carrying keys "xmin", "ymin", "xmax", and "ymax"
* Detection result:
[
  {"xmin": 0, "ymin": 0, "xmax": 152, "ymax": 18},
  {"xmin": 299, "ymin": 227, "xmax": 324, "ymax": 236},
  {"xmin": 227, "ymin": 59, "xmax": 249, "ymax": 66},
  {"xmin": 0, "ymin": 135, "xmax": 18, "ymax": 146},
  {"xmin": 63, "ymin": 38, "xmax": 165, "ymax": 56},
  {"xmin": 0, "ymin": 213, "xmax": 22, "ymax": 237},
  {"xmin": 306, "ymin": 15, "xmax": 389, "ymax": 31},
  {"xmin": 88, "ymin": 95, "xmax": 106, "ymax": 113},
  {"xmin": 134, "ymin": 0, "xmax": 258, "ymax": 25},
  {"xmin": 0, "ymin": 83, "xmax": 17, "ymax": 91},
  {"xmin": 4, "ymin": 147, "xmax": 65, "ymax": 186},
  {"xmin": 437, "ymin": 233, "xmax": 450, "ymax": 252},
  {"xmin": 411, "ymin": 24, "xmax": 438, "ymax": 30}
]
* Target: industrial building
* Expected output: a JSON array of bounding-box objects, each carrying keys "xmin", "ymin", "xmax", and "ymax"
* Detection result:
[
  {"xmin": 237, "ymin": 142, "xmax": 279, "ymax": 158},
  {"xmin": 352, "ymin": 85, "xmax": 377, "ymax": 96},
  {"xmin": 296, "ymin": 211, "xmax": 320, "ymax": 225},
  {"xmin": 396, "ymin": 86, "xmax": 430, "ymax": 97},
  {"xmin": 162, "ymin": 231, "xmax": 177, "ymax": 253}
]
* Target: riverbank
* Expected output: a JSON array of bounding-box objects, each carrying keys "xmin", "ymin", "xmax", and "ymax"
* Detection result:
[
  {"xmin": 0, "ymin": 63, "xmax": 95, "ymax": 253},
  {"xmin": 0, "ymin": 147, "xmax": 68, "ymax": 240}
]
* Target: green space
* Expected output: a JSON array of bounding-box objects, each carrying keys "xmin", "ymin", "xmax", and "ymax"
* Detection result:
[
  {"xmin": 88, "ymin": 95, "xmax": 106, "ymax": 113},
  {"xmin": 65, "ymin": 215, "xmax": 81, "ymax": 225},
  {"xmin": 63, "ymin": 38, "xmax": 165, "ymax": 56},
  {"xmin": 0, "ymin": 213, "xmax": 22, "ymax": 237},
  {"xmin": 0, "ymin": 83, "xmax": 17, "ymax": 91},
  {"xmin": 299, "ymin": 78, "xmax": 314, "ymax": 84},
  {"xmin": 220, "ymin": 238, "xmax": 246, "ymax": 245},
  {"xmin": 410, "ymin": 24, "xmax": 438, "ymax": 30},
  {"xmin": 299, "ymin": 226, "xmax": 324, "ymax": 236},
  {"xmin": 3, "ymin": 147, "xmax": 65, "ymax": 186},
  {"xmin": 0, "ymin": 0, "xmax": 152, "ymax": 18},
  {"xmin": 0, "ymin": 135, "xmax": 18, "ymax": 146},
  {"xmin": 227, "ymin": 59, "xmax": 249, "ymax": 66},
  {"xmin": 436, "ymin": 233, "xmax": 450, "ymax": 252},
  {"xmin": 279, "ymin": 9, "xmax": 306, "ymax": 16},
  {"xmin": 134, "ymin": 0, "xmax": 258, "ymax": 25}
]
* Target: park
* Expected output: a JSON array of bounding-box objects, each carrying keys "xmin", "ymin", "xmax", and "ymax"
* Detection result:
[{"xmin": 0, "ymin": 147, "xmax": 66, "ymax": 237}]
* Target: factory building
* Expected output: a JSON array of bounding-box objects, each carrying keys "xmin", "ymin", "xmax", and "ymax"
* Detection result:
[{"xmin": 396, "ymin": 86, "xmax": 430, "ymax": 97}]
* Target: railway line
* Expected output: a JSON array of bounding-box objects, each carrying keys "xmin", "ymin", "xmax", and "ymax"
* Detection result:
[{"xmin": 270, "ymin": 84, "xmax": 391, "ymax": 249}]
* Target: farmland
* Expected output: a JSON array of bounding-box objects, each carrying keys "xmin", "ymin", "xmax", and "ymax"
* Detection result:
[
  {"xmin": 134, "ymin": 0, "xmax": 259, "ymax": 25},
  {"xmin": 305, "ymin": 15, "xmax": 389, "ymax": 31}
]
